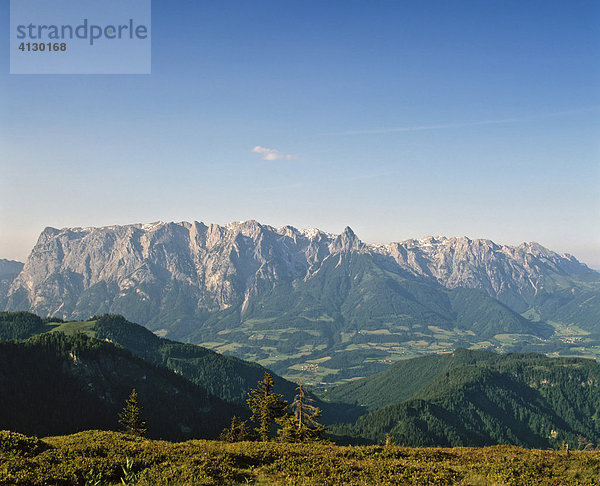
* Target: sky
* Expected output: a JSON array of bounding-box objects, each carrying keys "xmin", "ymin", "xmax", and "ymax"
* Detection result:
[{"xmin": 1, "ymin": 0, "xmax": 599, "ymax": 268}]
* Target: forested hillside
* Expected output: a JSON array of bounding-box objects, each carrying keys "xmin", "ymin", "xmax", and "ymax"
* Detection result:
[
  {"xmin": 0, "ymin": 311, "xmax": 48, "ymax": 341},
  {"xmin": 0, "ymin": 332, "xmax": 244, "ymax": 440},
  {"xmin": 322, "ymin": 348, "xmax": 512, "ymax": 411},
  {"xmin": 0, "ymin": 312, "xmax": 363, "ymax": 425},
  {"xmin": 92, "ymin": 314, "xmax": 296, "ymax": 404},
  {"xmin": 91, "ymin": 314, "xmax": 363, "ymax": 423},
  {"xmin": 326, "ymin": 351, "xmax": 600, "ymax": 448}
]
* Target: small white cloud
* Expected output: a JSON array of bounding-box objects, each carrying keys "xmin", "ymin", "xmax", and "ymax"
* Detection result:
[{"xmin": 252, "ymin": 146, "xmax": 297, "ymax": 161}]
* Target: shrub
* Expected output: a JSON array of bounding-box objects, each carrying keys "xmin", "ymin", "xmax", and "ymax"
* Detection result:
[{"xmin": 0, "ymin": 431, "xmax": 50, "ymax": 456}]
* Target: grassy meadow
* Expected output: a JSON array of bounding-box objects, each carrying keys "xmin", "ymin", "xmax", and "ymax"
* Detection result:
[{"xmin": 2, "ymin": 430, "xmax": 600, "ymax": 485}]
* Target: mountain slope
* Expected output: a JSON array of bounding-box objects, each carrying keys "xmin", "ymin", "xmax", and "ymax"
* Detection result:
[
  {"xmin": 0, "ymin": 311, "xmax": 363, "ymax": 424},
  {"xmin": 89, "ymin": 314, "xmax": 363, "ymax": 423},
  {"xmin": 0, "ymin": 259, "xmax": 23, "ymax": 309},
  {"xmin": 321, "ymin": 348, "xmax": 505, "ymax": 411},
  {"xmin": 91, "ymin": 314, "xmax": 294, "ymax": 404},
  {"xmin": 4, "ymin": 220, "xmax": 598, "ymax": 380},
  {"xmin": 0, "ymin": 332, "xmax": 244, "ymax": 440},
  {"xmin": 0, "ymin": 311, "xmax": 49, "ymax": 341},
  {"xmin": 327, "ymin": 351, "xmax": 600, "ymax": 448},
  {"xmin": 0, "ymin": 259, "xmax": 23, "ymax": 277}
]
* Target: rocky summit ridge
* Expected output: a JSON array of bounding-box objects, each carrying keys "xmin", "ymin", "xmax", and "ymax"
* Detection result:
[{"xmin": 6, "ymin": 220, "xmax": 592, "ymax": 315}]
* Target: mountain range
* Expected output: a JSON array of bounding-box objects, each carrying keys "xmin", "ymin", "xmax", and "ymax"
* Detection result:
[{"xmin": 3, "ymin": 220, "xmax": 599, "ymax": 381}]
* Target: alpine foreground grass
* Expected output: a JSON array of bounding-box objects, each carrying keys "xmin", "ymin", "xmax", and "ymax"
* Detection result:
[{"xmin": 2, "ymin": 430, "xmax": 600, "ymax": 485}]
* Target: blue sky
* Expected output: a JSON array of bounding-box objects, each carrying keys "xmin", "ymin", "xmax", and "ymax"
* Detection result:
[{"xmin": 1, "ymin": 0, "xmax": 599, "ymax": 267}]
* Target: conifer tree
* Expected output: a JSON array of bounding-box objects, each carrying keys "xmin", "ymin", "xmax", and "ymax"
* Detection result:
[
  {"xmin": 276, "ymin": 413, "xmax": 299, "ymax": 442},
  {"xmin": 247, "ymin": 372, "xmax": 288, "ymax": 441},
  {"xmin": 219, "ymin": 416, "xmax": 254, "ymax": 442},
  {"xmin": 290, "ymin": 380, "xmax": 325, "ymax": 441},
  {"xmin": 118, "ymin": 389, "xmax": 147, "ymax": 437}
]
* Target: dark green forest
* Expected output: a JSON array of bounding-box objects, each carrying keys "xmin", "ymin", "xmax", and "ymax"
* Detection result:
[
  {"xmin": 326, "ymin": 350, "xmax": 600, "ymax": 448},
  {"xmin": 0, "ymin": 311, "xmax": 48, "ymax": 341},
  {"xmin": 0, "ymin": 330, "xmax": 244, "ymax": 440}
]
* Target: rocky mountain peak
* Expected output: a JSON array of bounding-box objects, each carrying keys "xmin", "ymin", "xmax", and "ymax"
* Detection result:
[
  {"xmin": 330, "ymin": 226, "xmax": 364, "ymax": 253},
  {"xmin": 0, "ymin": 259, "xmax": 24, "ymax": 278}
]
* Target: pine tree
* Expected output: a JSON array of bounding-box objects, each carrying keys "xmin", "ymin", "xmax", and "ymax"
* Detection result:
[
  {"xmin": 118, "ymin": 389, "xmax": 147, "ymax": 437},
  {"xmin": 247, "ymin": 372, "xmax": 288, "ymax": 441},
  {"xmin": 276, "ymin": 413, "xmax": 299, "ymax": 442},
  {"xmin": 290, "ymin": 380, "xmax": 325, "ymax": 441},
  {"xmin": 219, "ymin": 416, "xmax": 254, "ymax": 442}
]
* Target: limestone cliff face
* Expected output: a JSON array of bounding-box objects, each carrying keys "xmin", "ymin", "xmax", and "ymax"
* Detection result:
[
  {"xmin": 384, "ymin": 236, "xmax": 591, "ymax": 311},
  {"xmin": 6, "ymin": 221, "xmax": 334, "ymax": 320},
  {"xmin": 4, "ymin": 220, "xmax": 596, "ymax": 326}
]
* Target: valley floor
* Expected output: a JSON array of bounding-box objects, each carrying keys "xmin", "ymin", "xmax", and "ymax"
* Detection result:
[{"xmin": 2, "ymin": 430, "xmax": 600, "ymax": 485}]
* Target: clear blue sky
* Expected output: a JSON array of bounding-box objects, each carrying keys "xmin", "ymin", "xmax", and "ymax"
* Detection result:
[{"xmin": 1, "ymin": 0, "xmax": 599, "ymax": 267}]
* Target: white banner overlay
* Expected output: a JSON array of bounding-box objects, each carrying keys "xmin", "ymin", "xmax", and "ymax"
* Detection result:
[{"xmin": 10, "ymin": 0, "xmax": 151, "ymax": 74}]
